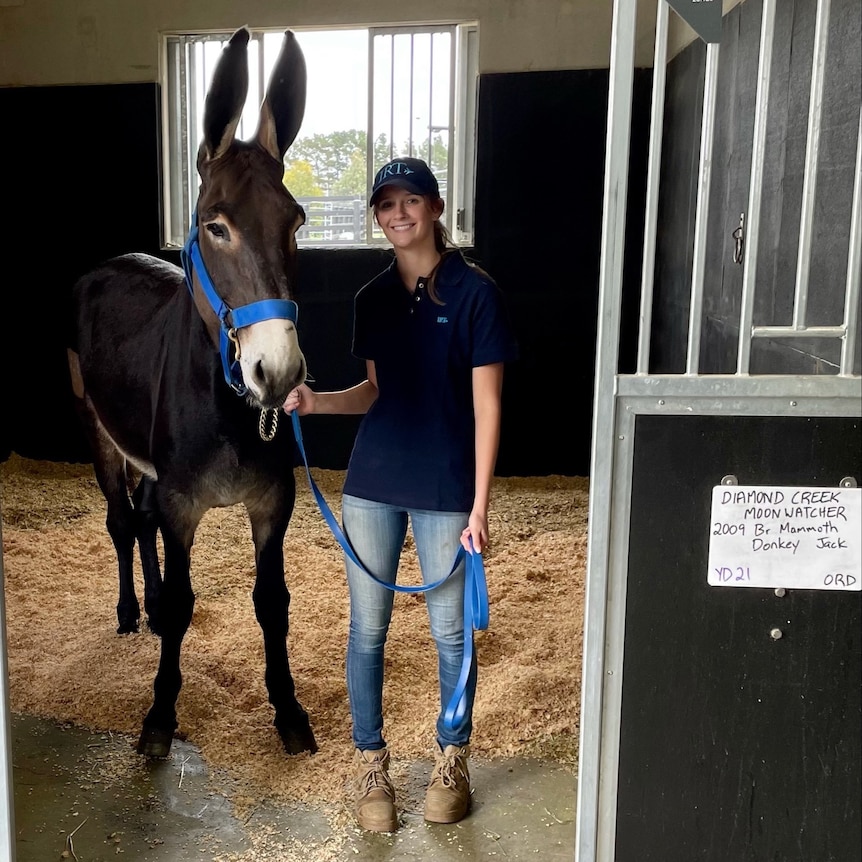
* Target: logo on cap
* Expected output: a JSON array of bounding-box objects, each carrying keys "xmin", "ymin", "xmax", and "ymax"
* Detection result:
[{"xmin": 375, "ymin": 162, "xmax": 415, "ymax": 183}]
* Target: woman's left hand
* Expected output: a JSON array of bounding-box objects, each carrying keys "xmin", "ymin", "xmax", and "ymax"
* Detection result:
[{"xmin": 462, "ymin": 512, "xmax": 489, "ymax": 554}]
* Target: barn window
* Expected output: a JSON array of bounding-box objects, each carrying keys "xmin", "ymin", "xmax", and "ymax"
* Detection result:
[{"xmin": 161, "ymin": 24, "xmax": 479, "ymax": 249}]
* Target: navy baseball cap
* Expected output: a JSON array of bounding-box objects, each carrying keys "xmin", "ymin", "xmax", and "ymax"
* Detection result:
[{"xmin": 369, "ymin": 157, "xmax": 439, "ymax": 206}]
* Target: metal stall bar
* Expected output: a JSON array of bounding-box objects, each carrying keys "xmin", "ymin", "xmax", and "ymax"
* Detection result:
[
  {"xmin": 752, "ymin": 325, "xmax": 848, "ymax": 339},
  {"xmin": 737, "ymin": 0, "xmax": 777, "ymax": 374},
  {"xmin": 792, "ymin": 0, "xmax": 832, "ymax": 328},
  {"xmin": 841, "ymin": 109, "xmax": 862, "ymax": 375},
  {"xmin": 636, "ymin": 0, "xmax": 669, "ymax": 375},
  {"xmin": 575, "ymin": 0, "xmax": 636, "ymax": 857},
  {"xmin": 685, "ymin": 43, "xmax": 720, "ymax": 374}
]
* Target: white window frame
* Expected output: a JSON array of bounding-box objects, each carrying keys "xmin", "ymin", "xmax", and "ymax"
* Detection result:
[{"xmin": 160, "ymin": 23, "xmax": 478, "ymax": 250}]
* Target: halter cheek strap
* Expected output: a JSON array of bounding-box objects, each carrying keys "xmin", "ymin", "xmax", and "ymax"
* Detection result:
[{"xmin": 181, "ymin": 213, "xmax": 299, "ymax": 396}]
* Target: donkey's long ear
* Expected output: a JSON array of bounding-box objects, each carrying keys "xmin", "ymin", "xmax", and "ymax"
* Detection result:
[
  {"xmin": 201, "ymin": 27, "xmax": 250, "ymax": 163},
  {"xmin": 255, "ymin": 30, "xmax": 307, "ymax": 161}
]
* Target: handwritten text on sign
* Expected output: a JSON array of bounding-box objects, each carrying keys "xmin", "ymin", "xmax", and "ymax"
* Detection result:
[{"xmin": 707, "ymin": 485, "xmax": 861, "ymax": 591}]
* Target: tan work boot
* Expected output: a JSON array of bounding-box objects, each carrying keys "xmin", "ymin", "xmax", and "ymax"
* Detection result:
[
  {"xmin": 424, "ymin": 743, "xmax": 471, "ymax": 823},
  {"xmin": 353, "ymin": 748, "xmax": 398, "ymax": 832}
]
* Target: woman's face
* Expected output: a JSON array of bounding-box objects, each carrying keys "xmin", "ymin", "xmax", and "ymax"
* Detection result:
[{"xmin": 373, "ymin": 187, "xmax": 442, "ymax": 251}]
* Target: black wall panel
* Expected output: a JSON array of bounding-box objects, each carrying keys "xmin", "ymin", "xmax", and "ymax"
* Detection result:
[
  {"xmin": 3, "ymin": 83, "xmax": 164, "ymax": 464},
  {"xmin": 1, "ymin": 68, "xmax": 651, "ymax": 476},
  {"xmin": 616, "ymin": 414, "xmax": 861, "ymax": 861},
  {"xmin": 288, "ymin": 247, "xmax": 389, "ymax": 469},
  {"xmin": 475, "ymin": 68, "xmax": 652, "ymax": 474}
]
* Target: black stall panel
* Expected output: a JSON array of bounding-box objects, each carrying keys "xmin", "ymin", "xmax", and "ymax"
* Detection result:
[
  {"xmin": 1, "ymin": 83, "xmax": 163, "ymax": 463},
  {"xmin": 617, "ymin": 414, "xmax": 861, "ymax": 862},
  {"xmin": 474, "ymin": 68, "xmax": 652, "ymax": 477}
]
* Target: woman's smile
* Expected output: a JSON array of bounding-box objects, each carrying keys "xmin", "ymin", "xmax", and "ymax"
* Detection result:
[{"xmin": 374, "ymin": 188, "xmax": 441, "ymax": 247}]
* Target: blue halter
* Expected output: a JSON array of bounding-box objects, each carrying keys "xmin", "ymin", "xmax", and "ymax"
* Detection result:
[{"xmin": 181, "ymin": 212, "xmax": 299, "ymax": 396}]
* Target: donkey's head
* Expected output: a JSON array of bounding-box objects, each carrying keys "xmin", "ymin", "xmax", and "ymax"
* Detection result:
[{"xmin": 188, "ymin": 26, "xmax": 308, "ymax": 409}]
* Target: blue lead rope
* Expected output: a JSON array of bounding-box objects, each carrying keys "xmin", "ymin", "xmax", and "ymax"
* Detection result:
[{"xmin": 290, "ymin": 410, "xmax": 488, "ymax": 730}]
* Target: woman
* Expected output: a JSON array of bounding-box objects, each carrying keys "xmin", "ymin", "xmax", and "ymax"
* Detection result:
[{"xmin": 284, "ymin": 156, "xmax": 518, "ymax": 832}]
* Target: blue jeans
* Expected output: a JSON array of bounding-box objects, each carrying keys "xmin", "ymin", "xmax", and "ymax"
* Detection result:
[{"xmin": 341, "ymin": 493, "xmax": 477, "ymax": 750}]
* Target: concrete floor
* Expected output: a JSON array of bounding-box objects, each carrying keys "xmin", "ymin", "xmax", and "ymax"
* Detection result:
[{"xmin": 10, "ymin": 714, "xmax": 577, "ymax": 861}]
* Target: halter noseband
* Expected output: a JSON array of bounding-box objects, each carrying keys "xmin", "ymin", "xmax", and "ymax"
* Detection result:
[{"xmin": 180, "ymin": 212, "xmax": 299, "ymax": 396}]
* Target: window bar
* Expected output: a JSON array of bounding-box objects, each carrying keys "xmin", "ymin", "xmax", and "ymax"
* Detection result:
[
  {"xmin": 840, "ymin": 109, "xmax": 862, "ymax": 375},
  {"xmin": 408, "ymin": 35, "xmax": 416, "ymax": 156},
  {"xmin": 174, "ymin": 39, "xmax": 185, "ymax": 238},
  {"xmin": 792, "ymin": 0, "xmax": 831, "ymax": 329},
  {"xmin": 428, "ymin": 35, "xmax": 435, "ymax": 164},
  {"xmin": 365, "ymin": 30, "xmax": 375, "ymax": 243},
  {"xmin": 685, "ymin": 42, "xmax": 720, "ymax": 374},
  {"xmin": 447, "ymin": 30, "xmax": 457, "ymax": 232},
  {"xmin": 636, "ymin": 0, "xmax": 669, "ymax": 375},
  {"xmin": 255, "ymin": 33, "xmax": 266, "ymax": 141},
  {"xmin": 389, "ymin": 37, "xmax": 396, "ymax": 161},
  {"xmin": 736, "ymin": 0, "xmax": 776, "ymax": 374},
  {"xmin": 454, "ymin": 24, "xmax": 478, "ymax": 243},
  {"xmin": 184, "ymin": 39, "xmax": 199, "ymax": 234}
]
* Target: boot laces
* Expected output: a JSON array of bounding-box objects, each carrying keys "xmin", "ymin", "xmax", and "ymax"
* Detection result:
[
  {"xmin": 431, "ymin": 749, "xmax": 467, "ymax": 789},
  {"xmin": 358, "ymin": 759, "xmax": 394, "ymax": 796}
]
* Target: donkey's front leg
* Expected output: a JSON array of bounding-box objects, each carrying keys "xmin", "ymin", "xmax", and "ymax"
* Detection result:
[
  {"xmin": 252, "ymin": 531, "xmax": 318, "ymax": 755},
  {"xmin": 137, "ymin": 530, "xmax": 195, "ymax": 758}
]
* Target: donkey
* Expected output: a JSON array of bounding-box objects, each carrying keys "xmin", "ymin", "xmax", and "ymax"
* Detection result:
[{"xmin": 66, "ymin": 27, "xmax": 317, "ymax": 757}]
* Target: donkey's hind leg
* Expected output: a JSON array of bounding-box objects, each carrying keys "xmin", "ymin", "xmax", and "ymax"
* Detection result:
[
  {"xmin": 69, "ymin": 354, "xmax": 141, "ymax": 634},
  {"xmin": 90, "ymin": 435, "xmax": 141, "ymax": 634},
  {"xmin": 132, "ymin": 476, "xmax": 164, "ymax": 636}
]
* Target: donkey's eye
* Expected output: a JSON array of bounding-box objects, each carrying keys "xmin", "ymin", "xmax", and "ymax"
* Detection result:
[{"xmin": 206, "ymin": 223, "xmax": 228, "ymax": 240}]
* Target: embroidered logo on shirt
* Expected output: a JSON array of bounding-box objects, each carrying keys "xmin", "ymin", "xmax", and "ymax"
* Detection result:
[{"xmin": 437, "ymin": 316, "xmax": 449, "ymax": 324}]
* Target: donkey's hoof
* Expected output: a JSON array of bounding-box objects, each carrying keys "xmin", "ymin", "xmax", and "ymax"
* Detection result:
[
  {"xmin": 281, "ymin": 728, "xmax": 318, "ymax": 756},
  {"xmin": 137, "ymin": 726, "xmax": 173, "ymax": 758},
  {"xmin": 275, "ymin": 713, "xmax": 318, "ymax": 755},
  {"xmin": 116, "ymin": 618, "xmax": 140, "ymax": 635}
]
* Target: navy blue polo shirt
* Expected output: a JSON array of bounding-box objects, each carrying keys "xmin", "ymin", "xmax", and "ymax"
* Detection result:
[{"xmin": 343, "ymin": 250, "xmax": 519, "ymax": 512}]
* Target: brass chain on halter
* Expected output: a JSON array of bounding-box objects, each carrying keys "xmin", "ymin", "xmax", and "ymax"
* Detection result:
[
  {"xmin": 259, "ymin": 408, "xmax": 279, "ymax": 442},
  {"xmin": 228, "ymin": 328, "xmax": 278, "ymax": 442}
]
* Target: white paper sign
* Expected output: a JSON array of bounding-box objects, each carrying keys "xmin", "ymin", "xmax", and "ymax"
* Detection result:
[{"xmin": 707, "ymin": 485, "xmax": 861, "ymax": 591}]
